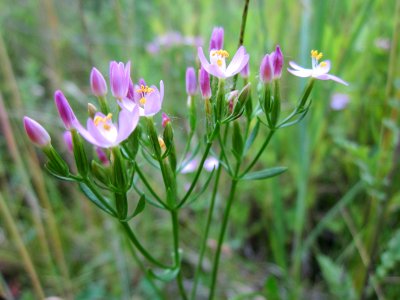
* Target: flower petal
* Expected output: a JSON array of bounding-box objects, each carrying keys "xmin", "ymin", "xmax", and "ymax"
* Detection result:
[
  {"xmin": 287, "ymin": 68, "xmax": 313, "ymax": 77},
  {"xmin": 226, "ymin": 46, "xmax": 249, "ymax": 76},
  {"xmin": 116, "ymin": 107, "xmax": 140, "ymax": 144},
  {"xmin": 144, "ymin": 87, "xmax": 162, "ymax": 116},
  {"xmin": 87, "ymin": 118, "xmax": 113, "ymax": 147},
  {"xmin": 119, "ymin": 97, "xmax": 137, "ymax": 112},
  {"xmin": 288, "ymin": 61, "xmax": 310, "ymax": 72},
  {"xmin": 314, "ymin": 60, "xmax": 331, "ymax": 76},
  {"xmin": 316, "ymin": 74, "xmax": 349, "ymax": 86}
]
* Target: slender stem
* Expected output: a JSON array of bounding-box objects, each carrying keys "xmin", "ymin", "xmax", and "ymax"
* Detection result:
[
  {"xmin": 124, "ymin": 231, "xmax": 165, "ymax": 299},
  {"xmin": 171, "ymin": 210, "xmax": 188, "ymax": 299},
  {"xmin": 120, "ymin": 221, "xmax": 170, "ymax": 269},
  {"xmin": 135, "ymin": 166, "xmax": 166, "ymax": 208},
  {"xmin": 191, "ymin": 126, "xmax": 230, "ymax": 299},
  {"xmin": 84, "ymin": 179, "xmax": 118, "ymax": 216},
  {"xmin": 208, "ymin": 179, "xmax": 239, "ymax": 300},
  {"xmin": 190, "ymin": 158, "xmax": 223, "ymax": 300},
  {"xmin": 240, "ymin": 129, "xmax": 275, "ymax": 176},
  {"xmin": 232, "ymin": 0, "xmax": 251, "ymax": 90}
]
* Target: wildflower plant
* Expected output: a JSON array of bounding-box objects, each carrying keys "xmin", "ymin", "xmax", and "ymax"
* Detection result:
[{"xmin": 23, "ymin": 25, "xmax": 347, "ymax": 299}]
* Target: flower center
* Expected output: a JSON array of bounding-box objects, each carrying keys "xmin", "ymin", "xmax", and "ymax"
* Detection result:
[
  {"xmin": 136, "ymin": 84, "xmax": 154, "ymax": 106},
  {"xmin": 210, "ymin": 49, "xmax": 229, "ymax": 69},
  {"xmin": 319, "ymin": 61, "xmax": 328, "ymax": 68},
  {"xmin": 94, "ymin": 113, "xmax": 112, "ymax": 131}
]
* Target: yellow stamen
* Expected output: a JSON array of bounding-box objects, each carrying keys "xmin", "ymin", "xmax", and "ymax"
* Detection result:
[
  {"xmin": 211, "ymin": 49, "xmax": 229, "ymax": 58},
  {"xmin": 94, "ymin": 113, "xmax": 112, "ymax": 126},
  {"xmin": 136, "ymin": 84, "xmax": 154, "ymax": 94},
  {"xmin": 140, "ymin": 97, "xmax": 146, "ymax": 105},
  {"xmin": 311, "ymin": 49, "xmax": 323, "ymax": 60},
  {"xmin": 320, "ymin": 61, "xmax": 327, "ymax": 67},
  {"xmin": 217, "ymin": 59, "xmax": 223, "ymax": 67}
]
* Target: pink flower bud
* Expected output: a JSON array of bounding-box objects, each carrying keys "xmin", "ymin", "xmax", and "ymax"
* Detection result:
[
  {"xmin": 260, "ymin": 54, "xmax": 274, "ymax": 83},
  {"xmin": 54, "ymin": 90, "xmax": 77, "ymax": 129},
  {"xmin": 90, "ymin": 67, "xmax": 108, "ymax": 97},
  {"xmin": 96, "ymin": 148, "xmax": 109, "ymax": 166},
  {"xmin": 126, "ymin": 79, "xmax": 134, "ymax": 100},
  {"xmin": 209, "ymin": 27, "xmax": 224, "ymax": 51},
  {"xmin": 63, "ymin": 131, "xmax": 73, "ymax": 152},
  {"xmin": 23, "ymin": 116, "xmax": 51, "ymax": 147},
  {"xmin": 272, "ymin": 45, "xmax": 283, "ymax": 79},
  {"xmin": 186, "ymin": 67, "xmax": 197, "ymax": 96},
  {"xmin": 162, "ymin": 112, "xmax": 170, "ymax": 128},
  {"xmin": 199, "ymin": 67, "xmax": 211, "ymax": 99},
  {"xmin": 109, "ymin": 61, "xmax": 131, "ymax": 99}
]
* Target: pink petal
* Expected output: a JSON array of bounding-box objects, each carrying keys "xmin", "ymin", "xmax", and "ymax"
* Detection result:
[
  {"xmin": 288, "ymin": 61, "xmax": 310, "ymax": 72},
  {"xmin": 226, "ymin": 46, "xmax": 250, "ymax": 77},
  {"xmin": 116, "ymin": 107, "xmax": 140, "ymax": 143},
  {"xmin": 198, "ymin": 47, "xmax": 225, "ymax": 78},
  {"xmin": 287, "ymin": 68, "xmax": 313, "ymax": 77},
  {"xmin": 317, "ymin": 74, "xmax": 349, "ymax": 86}
]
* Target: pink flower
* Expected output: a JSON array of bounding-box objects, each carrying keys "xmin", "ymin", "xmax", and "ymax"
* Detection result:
[
  {"xmin": 186, "ymin": 67, "xmax": 197, "ymax": 96},
  {"xmin": 109, "ymin": 61, "xmax": 131, "ymax": 99},
  {"xmin": 23, "ymin": 116, "xmax": 51, "ymax": 147},
  {"xmin": 199, "ymin": 67, "xmax": 211, "ymax": 99},
  {"xmin": 119, "ymin": 79, "xmax": 164, "ymax": 117},
  {"xmin": 260, "ymin": 45, "xmax": 283, "ymax": 83},
  {"xmin": 209, "ymin": 27, "xmax": 224, "ymax": 51},
  {"xmin": 198, "ymin": 46, "xmax": 249, "ymax": 79},
  {"xmin": 54, "ymin": 90, "xmax": 78, "ymax": 129},
  {"xmin": 288, "ymin": 50, "xmax": 348, "ymax": 85},
  {"xmin": 90, "ymin": 67, "xmax": 107, "ymax": 97},
  {"xmin": 75, "ymin": 107, "xmax": 139, "ymax": 148}
]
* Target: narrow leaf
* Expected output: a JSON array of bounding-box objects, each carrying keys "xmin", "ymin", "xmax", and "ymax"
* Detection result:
[
  {"xmin": 241, "ymin": 166, "xmax": 287, "ymax": 181},
  {"xmin": 79, "ymin": 182, "xmax": 115, "ymax": 216},
  {"xmin": 149, "ymin": 267, "xmax": 180, "ymax": 282}
]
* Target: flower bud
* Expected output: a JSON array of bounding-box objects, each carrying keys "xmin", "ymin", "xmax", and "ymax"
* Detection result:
[
  {"xmin": 260, "ymin": 54, "xmax": 273, "ymax": 83},
  {"xmin": 162, "ymin": 112, "xmax": 170, "ymax": 128},
  {"xmin": 109, "ymin": 61, "xmax": 131, "ymax": 99},
  {"xmin": 54, "ymin": 90, "xmax": 77, "ymax": 129},
  {"xmin": 209, "ymin": 27, "xmax": 224, "ymax": 51},
  {"xmin": 199, "ymin": 67, "xmax": 211, "ymax": 99},
  {"xmin": 88, "ymin": 103, "xmax": 97, "ymax": 119},
  {"xmin": 186, "ymin": 67, "xmax": 197, "ymax": 96},
  {"xmin": 90, "ymin": 67, "xmax": 107, "ymax": 97},
  {"xmin": 63, "ymin": 131, "xmax": 73, "ymax": 152},
  {"xmin": 23, "ymin": 116, "xmax": 51, "ymax": 147},
  {"xmin": 126, "ymin": 79, "xmax": 134, "ymax": 100},
  {"xmin": 96, "ymin": 147, "xmax": 109, "ymax": 166},
  {"xmin": 272, "ymin": 45, "xmax": 283, "ymax": 79}
]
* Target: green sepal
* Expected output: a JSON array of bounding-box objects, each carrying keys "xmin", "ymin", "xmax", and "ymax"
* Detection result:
[
  {"xmin": 270, "ymin": 80, "xmax": 281, "ymax": 127},
  {"xmin": 79, "ymin": 182, "xmax": 116, "ymax": 216},
  {"xmin": 146, "ymin": 117, "xmax": 161, "ymax": 158},
  {"xmin": 241, "ymin": 166, "xmax": 288, "ymax": 181},
  {"xmin": 115, "ymin": 192, "xmax": 128, "ymax": 220},
  {"xmin": 71, "ymin": 129, "xmax": 89, "ymax": 177},
  {"xmin": 112, "ymin": 147, "xmax": 128, "ymax": 191},
  {"xmin": 232, "ymin": 121, "xmax": 244, "ymax": 159},
  {"xmin": 91, "ymin": 160, "xmax": 111, "ymax": 186},
  {"xmin": 122, "ymin": 125, "xmax": 141, "ymax": 160},
  {"xmin": 43, "ymin": 145, "xmax": 69, "ymax": 177},
  {"xmin": 162, "ymin": 123, "xmax": 177, "ymax": 171}
]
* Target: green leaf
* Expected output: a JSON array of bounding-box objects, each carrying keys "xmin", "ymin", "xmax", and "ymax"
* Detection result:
[
  {"xmin": 317, "ymin": 255, "xmax": 356, "ymax": 300},
  {"xmin": 148, "ymin": 267, "xmax": 180, "ymax": 282},
  {"xmin": 241, "ymin": 167, "xmax": 287, "ymax": 181},
  {"xmin": 79, "ymin": 182, "xmax": 116, "ymax": 216},
  {"xmin": 244, "ymin": 119, "xmax": 260, "ymax": 155},
  {"xmin": 120, "ymin": 194, "xmax": 146, "ymax": 221},
  {"xmin": 45, "ymin": 164, "xmax": 76, "ymax": 181}
]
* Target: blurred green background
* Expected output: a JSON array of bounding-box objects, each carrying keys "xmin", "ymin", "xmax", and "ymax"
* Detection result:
[{"xmin": 0, "ymin": 0, "xmax": 399, "ymax": 299}]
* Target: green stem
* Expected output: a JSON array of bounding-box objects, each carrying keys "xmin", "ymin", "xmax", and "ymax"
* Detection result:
[
  {"xmin": 191, "ymin": 126, "xmax": 229, "ymax": 299},
  {"xmin": 84, "ymin": 179, "xmax": 118, "ymax": 216},
  {"xmin": 135, "ymin": 166, "xmax": 167, "ymax": 208},
  {"xmin": 171, "ymin": 210, "xmax": 188, "ymax": 299},
  {"xmin": 208, "ymin": 179, "xmax": 239, "ymax": 300},
  {"xmin": 120, "ymin": 221, "xmax": 170, "ymax": 269},
  {"xmin": 190, "ymin": 158, "xmax": 223, "ymax": 300},
  {"xmin": 240, "ymin": 129, "xmax": 276, "ymax": 176}
]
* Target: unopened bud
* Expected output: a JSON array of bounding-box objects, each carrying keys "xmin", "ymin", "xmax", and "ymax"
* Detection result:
[
  {"xmin": 90, "ymin": 67, "xmax": 107, "ymax": 97},
  {"xmin": 23, "ymin": 116, "xmax": 51, "ymax": 147}
]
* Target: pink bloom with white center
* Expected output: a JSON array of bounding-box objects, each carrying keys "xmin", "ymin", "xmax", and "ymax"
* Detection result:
[
  {"xmin": 75, "ymin": 107, "xmax": 139, "ymax": 148},
  {"xmin": 23, "ymin": 116, "xmax": 51, "ymax": 147},
  {"xmin": 288, "ymin": 50, "xmax": 348, "ymax": 85},
  {"xmin": 119, "ymin": 79, "xmax": 164, "ymax": 117},
  {"xmin": 198, "ymin": 46, "xmax": 250, "ymax": 79},
  {"xmin": 109, "ymin": 61, "xmax": 131, "ymax": 99}
]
